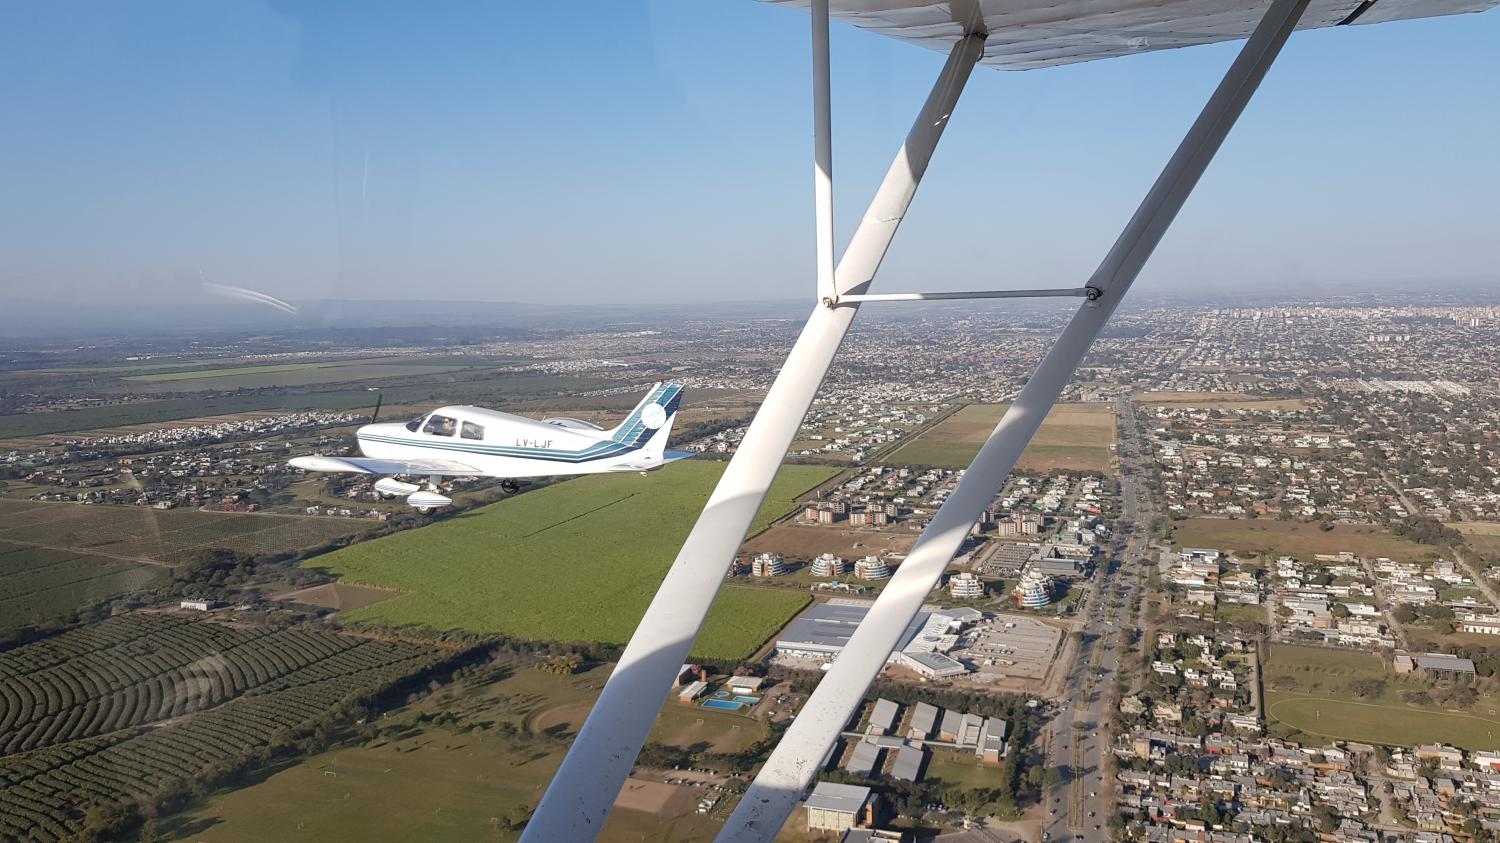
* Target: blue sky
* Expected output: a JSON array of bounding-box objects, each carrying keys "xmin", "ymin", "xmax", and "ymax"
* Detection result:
[{"xmin": 0, "ymin": 0, "xmax": 1495, "ymax": 306}]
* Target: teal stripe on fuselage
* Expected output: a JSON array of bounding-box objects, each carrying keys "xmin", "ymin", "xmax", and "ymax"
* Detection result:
[
  {"xmin": 358, "ymin": 433, "xmax": 635, "ymax": 463},
  {"xmin": 361, "ymin": 382, "xmax": 682, "ymax": 465}
]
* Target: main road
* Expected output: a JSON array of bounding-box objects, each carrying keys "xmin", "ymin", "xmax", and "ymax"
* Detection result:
[{"xmin": 1038, "ymin": 398, "xmax": 1156, "ymax": 843}]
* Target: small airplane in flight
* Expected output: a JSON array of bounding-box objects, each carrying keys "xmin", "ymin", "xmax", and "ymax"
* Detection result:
[{"xmin": 288, "ymin": 381, "xmax": 691, "ymax": 513}]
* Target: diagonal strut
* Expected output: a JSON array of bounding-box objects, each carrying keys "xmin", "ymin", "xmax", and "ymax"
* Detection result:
[{"xmin": 717, "ymin": 0, "xmax": 1312, "ymax": 838}]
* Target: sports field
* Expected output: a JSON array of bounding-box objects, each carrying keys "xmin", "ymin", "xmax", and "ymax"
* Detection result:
[
  {"xmin": 310, "ymin": 461, "xmax": 833, "ymax": 662},
  {"xmin": 1263, "ymin": 644, "xmax": 1500, "ymax": 749},
  {"xmin": 883, "ymin": 403, "xmax": 1116, "ymax": 472},
  {"xmin": 1171, "ymin": 518, "xmax": 1433, "ymax": 560}
]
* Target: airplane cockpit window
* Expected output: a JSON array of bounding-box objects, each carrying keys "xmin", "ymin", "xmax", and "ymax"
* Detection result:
[
  {"xmin": 405, "ymin": 417, "xmax": 422, "ymax": 433},
  {"xmin": 461, "ymin": 421, "xmax": 485, "ymax": 440},
  {"xmin": 422, "ymin": 415, "xmax": 457, "ymax": 436}
]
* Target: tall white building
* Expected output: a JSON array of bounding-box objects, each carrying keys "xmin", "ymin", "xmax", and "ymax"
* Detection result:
[
  {"xmin": 1014, "ymin": 570, "xmax": 1054, "ymax": 608},
  {"xmin": 948, "ymin": 572, "xmax": 985, "ymax": 600},
  {"xmin": 811, "ymin": 553, "xmax": 847, "ymax": 577},
  {"xmin": 752, "ymin": 552, "xmax": 787, "ymax": 577},
  {"xmin": 854, "ymin": 555, "xmax": 891, "ymax": 581}
]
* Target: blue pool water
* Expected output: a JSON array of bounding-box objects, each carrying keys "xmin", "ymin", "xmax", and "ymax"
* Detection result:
[{"xmin": 702, "ymin": 699, "xmax": 744, "ymax": 711}]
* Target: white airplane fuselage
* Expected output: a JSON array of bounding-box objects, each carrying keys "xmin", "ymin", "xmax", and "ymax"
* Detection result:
[
  {"xmin": 354, "ymin": 408, "xmax": 655, "ymax": 479},
  {"xmin": 287, "ymin": 382, "xmax": 688, "ymax": 511}
]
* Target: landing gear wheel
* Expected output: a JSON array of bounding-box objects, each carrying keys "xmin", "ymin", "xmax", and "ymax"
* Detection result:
[
  {"xmin": 501, "ymin": 481, "xmax": 520, "ymax": 494},
  {"xmin": 380, "ymin": 493, "xmax": 397, "ymax": 500},
  {"xmin": 415, "ymin": 505, "xmax": 435, "ymax": 515}
]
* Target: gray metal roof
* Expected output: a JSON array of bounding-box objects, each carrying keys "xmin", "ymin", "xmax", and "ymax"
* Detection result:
[
  {"xmin": 776, "ymin": 600, "xmax": 929, "ymax": 654},
  {"xmin": 938, "ymin": 709, "xmax": 962, "ymax": 739},
  {"xmin": 869, "ymin": 698, "xmax": 900, "ymax": 733},
  {"xmin": 909, "ymin": 702, "xmax": 939, "ymax": 735},
  {"xmin": 1414, "ymin": 654, "xmax": 1476, "ymax": 673},
  {"xmin": 845, "ymin": 740, "xmax": 884, "ymax": 777},
  {"xmin": 891, "ymin": 745, "xmax": 926, "ymax": 782},
  {"xmin": 805, "ymin": 781, "xmax": 872, "ymax": 814}
]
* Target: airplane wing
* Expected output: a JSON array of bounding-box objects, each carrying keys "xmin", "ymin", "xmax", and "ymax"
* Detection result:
[
  {"xmin": 765, "ymin": 0, "xmax": 1499, "ymax": 70},
  {"xmin": 287, "ymin": 455, "xmax": 482, "ymax": 476}
]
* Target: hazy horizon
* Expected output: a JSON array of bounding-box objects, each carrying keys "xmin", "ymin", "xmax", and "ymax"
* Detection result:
[{"xmin": 1, "ymin": 1, "xmax": 1496, "ymax": 309}]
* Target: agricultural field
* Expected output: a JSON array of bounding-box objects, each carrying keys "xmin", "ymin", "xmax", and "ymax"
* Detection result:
[
  {"xmin": 1131, "ymin": 391, "xmax": 1308, "ymax": 411},
  {"xmin": 309, "ymin": 461, "xmax": 832, "ymax": 662},
  {"xmin": 1170, "ymin": 518, "xmax": 1436, "ymax": 561},
  {"xmin": 1263, "ymin": 644, "xmax": 1500, "ymax": 749},
  {"xmin": 0, "ymin": 500, "xmax": 378, "ymax": 566},
  {"xmin": 119, "ymin": 360, "xmax": 480, "ymax": 391},
  {"xmin": 0, "ymin": 373, "xmax": 614, "ymax": 439},
  {"xmin": 123, "ymin": 362, "xmax": 336, "ymax": 382},
  {"xmin": 0, "ymin": 542, "xmax": 167, "ymax": 627},
  {"xmin": 167, "ymin": 662, "xmax": 741, "ymax": 843},
  {"xmin": 883, "ymin": 403, "xmax": 1116, "ymax": 473},
  {"xmin": 0, "ymin": 614, "xmax": 446, "ymax": 841}
]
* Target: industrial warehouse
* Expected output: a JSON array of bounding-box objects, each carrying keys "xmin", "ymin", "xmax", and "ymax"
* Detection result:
[{"xmin": 771, "ymin": 598, "xmax": 1064, "ymax": 690}]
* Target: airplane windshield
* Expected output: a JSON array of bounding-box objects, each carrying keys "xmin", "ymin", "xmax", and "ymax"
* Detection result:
[
  {"xmin": 405, "ymin": 417, "xmax": 422, "ymax": 433},
  {"xmin": 422, "ymin": 415, "xmax": 457, "ymax": 436}
]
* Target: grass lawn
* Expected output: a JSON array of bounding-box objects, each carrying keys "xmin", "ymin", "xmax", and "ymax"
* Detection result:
[
  {"xmin": 1214, "ymin": 602, "xmax": 1268, "ymax": 628},
  {"xmin": 1171, "ymin": 519, "xmax": 1436, "ymax": 561},
  {"xmin": 311, "ymin": 461, "xmax": 832, "ymax": 662},
  {"xmin": 924, "ymin": 750, "xmax": 1004, "ymax": 791},
  {"xmin": 1263, "ymin": 644, "xmax": 1500, "ymax": 749},
  {"xmin": 884, "ymin": 403, "xmax": 1115, "ymax": 473},
  {"xmin": 651, "ymin": 703, "xmax": 769, "ymax": 753}
]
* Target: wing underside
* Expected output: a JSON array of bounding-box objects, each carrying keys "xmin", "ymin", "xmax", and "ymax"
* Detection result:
[
  {"xmin": 287, "ymin": 455, "xmax": 481, "ymax": 476},
  {"xmin": 765, "ymin": 0, "xmax": 1499, "ymax": 70}
]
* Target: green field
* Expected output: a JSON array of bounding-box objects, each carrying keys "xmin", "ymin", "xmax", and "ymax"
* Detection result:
[
  {"xmin": 311, "ymin": 461, "xmax": 832, "ymax": 662},
  {"xmin": 1263, "ymin": 644, "xmax": 1500, "ymax": 749},
  {"xmin": 1171, "ymin": 519, "xmax": 1435, "ymax": 561},
  {"xmin": 885, "ymin": 403, "xmax": 1115, "ymax": 473},
  {"xmin": 166, "ymin": 662, "xmax": 733, "ymax": 843},
  {"xmin": 0, "ymin": 500, "xmax": 378, "ymax": 565}
]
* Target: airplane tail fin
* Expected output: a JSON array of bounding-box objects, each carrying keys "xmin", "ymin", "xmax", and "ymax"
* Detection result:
[{"xmin": 608, "ymin": 382, "xmax": 685, "ymax": 448}]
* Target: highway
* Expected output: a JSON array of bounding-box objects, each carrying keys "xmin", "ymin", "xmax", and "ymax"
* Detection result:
[{"xmin": 1039, "ymin": 399, "xmax": 1156, "ymax": 843}]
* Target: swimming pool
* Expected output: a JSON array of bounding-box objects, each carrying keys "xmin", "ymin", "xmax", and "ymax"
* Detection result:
[{"xmin": 702, "ymin": 699, "xmax": 744, "ymax": 711}]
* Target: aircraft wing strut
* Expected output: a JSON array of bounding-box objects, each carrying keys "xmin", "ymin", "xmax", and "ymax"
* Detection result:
[{"xmin": 525, "ymin": 0, "xmax": 1497, "ymax": 840}]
